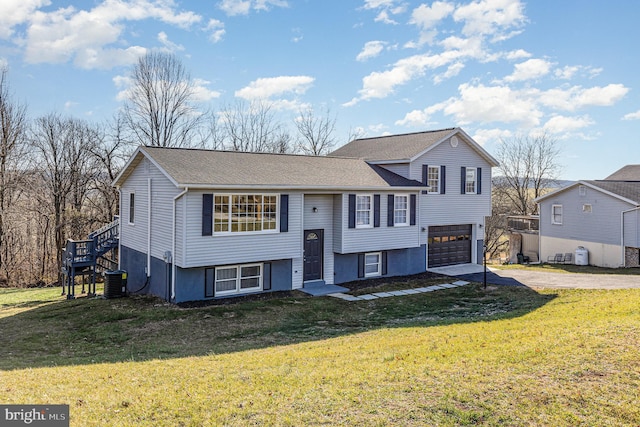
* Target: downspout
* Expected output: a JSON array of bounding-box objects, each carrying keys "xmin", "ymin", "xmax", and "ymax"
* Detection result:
[
  {"xmin": 147, "ymin": 178, "xmax": 152, "ymax": 278},
  {"xmin": 172, "ymin": 187, "xmax": 189, "ymax": 301},
  {"xmin": 621, "ymin": 206, "xmax": 640, "ymax": 267}
]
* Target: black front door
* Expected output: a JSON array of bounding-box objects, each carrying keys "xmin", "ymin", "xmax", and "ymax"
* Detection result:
[{"xmin": 303, "ymin": 229, "xmax": 323, "ymax": 281}]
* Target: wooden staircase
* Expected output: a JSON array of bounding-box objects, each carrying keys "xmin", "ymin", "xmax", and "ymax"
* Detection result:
[{"xmin": 61, "ymin": 216, "xmax": 119, "ymax": 299}]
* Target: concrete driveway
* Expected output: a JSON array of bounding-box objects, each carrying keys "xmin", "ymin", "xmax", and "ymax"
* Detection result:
[{"xmin": 429, "ymin": 264, "xmax": 640, "ymax": 290}]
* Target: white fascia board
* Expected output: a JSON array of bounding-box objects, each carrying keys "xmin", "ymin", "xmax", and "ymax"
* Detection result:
[{"xmin": 112, "ymin": 146, "xmax": 180, "ymax": 189}]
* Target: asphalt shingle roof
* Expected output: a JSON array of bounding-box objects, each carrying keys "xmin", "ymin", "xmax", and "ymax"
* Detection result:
[
  {"xmin": 604, "ymin": 165, "xmax": 640, "ymax": 181},
  {"xmin": 584, "ymin": 180, "xmax": 640, "ymax": 204},
  {"xmin": 140, "ymin": 146, "xmax": 422, "ymax": 189},
  {"xmin": 330, "ymin": 128, "xmax": 457, "ymax": 161}
]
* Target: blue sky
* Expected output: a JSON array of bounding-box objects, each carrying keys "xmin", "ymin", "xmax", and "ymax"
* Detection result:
[{"xmin": 0, "ymin": 0, "xmax": 638, "ymax": 180}]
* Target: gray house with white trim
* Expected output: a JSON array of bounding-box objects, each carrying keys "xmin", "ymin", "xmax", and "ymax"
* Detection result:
[
  {"xmin": 113, "ymin": 127, "xmax": 498, "ymax": 302},
  {"xmin": 536, "ymin": 165, "xmax": 640, "ymax": 268}
]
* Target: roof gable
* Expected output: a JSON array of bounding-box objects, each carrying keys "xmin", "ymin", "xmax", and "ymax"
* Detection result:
[
  {"xmin": 329, "ymin": 127, "xmax": 499, "ymax": 167},
  {"xmin": 536, "ymin": 180, "xmax": 640, "ymax": 206},
  {"xmin": 604, "ymin": 164, "xmax": 640, "ymax": 181}
]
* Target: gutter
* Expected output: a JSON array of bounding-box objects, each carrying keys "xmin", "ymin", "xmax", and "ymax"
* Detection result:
[
  {"xmin": 147, "ymin": 178, "xmax": 152, "ymax": 278},
  {"xmin": 171, "ymin": 187, "xmax": 189, "ymax": 300},
  {"xmin": 621, "ymin": 206, "xmax": 640, "ymax": 267}
]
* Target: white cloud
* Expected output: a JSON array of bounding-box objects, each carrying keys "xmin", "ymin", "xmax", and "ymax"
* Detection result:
[
  {"xmin": 622, "ymin": 110, "xmax": 640, "ymax": 121},
  {"xmin": 206, "ymin": 19, "xmax": 225, "ymax": 43},
  {"xmin": 554, "ymin": 65, "xmax": 602, "ymax": 80},
  {"xmin": 0, "ymin": 57, "xmax": 7, "ymax": 69},
  {"xmin": 0, "ymin": 0, "xmax": 50, "ymax": 39},
  {"xmin": 218, "ymin": 0, "xmax": 288, "ymax": 16},
  {"xmin": 472, "ymin": 128, "xmax": 513, "ymax": 146},
  {"xmin": 356, "ymin": 41, "xmax": 386, "ymax": 62},
  {"xmin": 539, "ymin": 84, "xmax": 629, "ymax": 111},
  {"xmin": 362, "ymin": 0, "xmax": 406, "ymax": 24},
  {"xmin": 158, "ymin": 32, "xmax": 184, "ymax": 52},
  {"xmin": 504, "ymin": 49, "xmax": 531, "ymax": 60},
  {"xmin": 433, "ymin": 62, "xmax": 465, "ymax": 84},
  {"xmin": 504, "ymin": 58, "xmax": 552, "ymax": 82},
  {"xmin": 235, "ymin": 75, "xmax": 314, "ymax": 100},
  {"xmin": 22, "ymin": 0, "xmax": 201, "ymax": 69},
  {"xmin": 408, "ymin": 2, "xmax": 455, "ymax": 45},
  {"xmin": 543, "ymin": 115, "xmax": 594, "ymax": 134},
  {"xmin": 191, "ymin": 78, "xmax": 222, "ymax": 102},
  {"xmin": 453, "ymin": 0, "xmax": 526, "ymax": 39}
]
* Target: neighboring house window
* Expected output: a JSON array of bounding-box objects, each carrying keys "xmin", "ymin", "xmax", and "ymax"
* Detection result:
[
  {"xmin": 583, "ymin": 204, "xmax": 592, "ymax": 213},
  {"xmin": 579, "ymin": 185, "xmax": 586, "ymax": 196},
  {"xmin": 552, "ymin": 204, "xmax": 563, "ymax": 224},
  {"xmin": 356, "ymin": 195, "xmax": 372, "ymax": 228},
  {"xmin": 128, "ymin": 193, "xmax": 135, "ymax": 224},
  {"xmin": 394, "ymin": 194, "xmax": 409, "ymax": 226},
  {"xmin": 213, "ymin": 264, "xmax": 262, "ymax": 296},
  {"xmin": 427, "ymin": 166, "xmax": 440, "ymax": 194},
  {"xmin": 465, "ymin": 168, "xmax": 477, "ymax": 194},
  {"xmin": 364, "ymin": 252, "xmax": 381, "ymax": 277},
  {"xmin": 213, "ymin": 194, "xmax": 277, "ymax": 233}
]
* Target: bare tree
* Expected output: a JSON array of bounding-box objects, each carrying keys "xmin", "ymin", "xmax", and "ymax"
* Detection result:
[
  {"xmin": 30, "ymin": 114, "xmax": 100, "ymax": 284},
  {"xmin": 294, "ymin": 107, "xmax": 336, "ymax": 155},
  {"xmin": 212, "ymin": 100, "xmax": 292, "ymax": 153},
  {"xmin": 0, "ymin": 67, "xmax": 28, "ymax": 284},
  {"xmin": 494, "ymin": 133, "xmax": 561, "ymax": 215},
  {"xmin": 123, "ymin": 52, "xmax": 205, "ymax": 147}
]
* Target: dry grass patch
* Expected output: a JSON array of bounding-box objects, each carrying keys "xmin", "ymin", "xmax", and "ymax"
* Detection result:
[{"xmin": 1, "ymin": 283, "xmax": 639, "ymax": 426}]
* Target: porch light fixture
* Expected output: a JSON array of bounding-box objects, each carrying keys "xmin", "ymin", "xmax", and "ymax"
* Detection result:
[{"xmin": 312, "ymin": 207, "xmax": 318, "ymax": 213}]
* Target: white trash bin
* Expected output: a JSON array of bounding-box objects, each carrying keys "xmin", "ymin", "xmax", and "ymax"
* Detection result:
[{"xmin": 575, "ymin": 246, "xmax": 589, "ymax": 265}]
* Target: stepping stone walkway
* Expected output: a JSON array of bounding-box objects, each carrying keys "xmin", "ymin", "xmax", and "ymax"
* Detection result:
[{"xmin": 327, "ymin": 280, "xmax": 470, "ymax": 301}]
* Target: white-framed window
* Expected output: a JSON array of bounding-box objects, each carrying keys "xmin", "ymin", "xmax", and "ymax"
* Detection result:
[
  {"xmin": 364, "ymin": 252, "xmax": 381, "ymax": 277},
  {"xmin": 579, "ymin": 185, "xmax": 587, "ymax": 196},
  {"xmin": 394, "ymin": 194, "xmax": 409, "ymax": 226},
  {"xmin": 213, "ymin": 263, "xmax": 263, "ymax": 296},
  {"xmin": 583, "ymin": 204, "xmax": 592, "ymax": 213},
  {"xmin": 356, "ymin": 195, "xmax": 372, "ymax": 228},
  {"xmin": 465, "ymin": 168, "xmax": 477, "ymax": 194},
  {"xmin": 128, "ymin": 192, "xmax": 135, "ymax": 225},
  {"xmin": 213, "ymin": 194, "xmax": 278, "ymax": 233},
  {"xmin": 552, "ymin": 204, "xmax": 563, "ymax": 225},
  {"xmin": 427, "ymin": 166, "xmax": 440, "ymax": 194}
]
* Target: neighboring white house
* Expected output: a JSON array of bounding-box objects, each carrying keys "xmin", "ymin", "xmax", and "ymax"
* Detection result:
[
  {"xmin": 536, "ymin": 165, "xmax": 640, "ymax": 268},
  {"xmin": 113, "ymin": 127, "xmax": 498, "ymax": 302}
]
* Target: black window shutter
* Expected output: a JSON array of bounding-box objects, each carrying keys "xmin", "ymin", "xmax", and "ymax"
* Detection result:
[
  {"xmin": 461, "ymin": 167, "xmax": 467, "ymax": 194},
  {"xmin": 348, "ymin": 194, "xmax": 356, "ymax": 229},
  {"xmin": 357, "ymin": 253, "xmax": 365, "ymax": 278},
  {"xmin": 387, "ymin": 194, "xmax": 394, "ymax": 226},
  {"xmin": 280, "ymin": 194, "xmax": 289, "ymax": 232},
  {"xmin": 381, "ymin": 251, "xmax": 388, "ymax": 275},
  {"xmin": 373, "ymin": 194, "xmax": 380, "ymax": 227},
  {"xmin": 202, "ymin": 194, "xmax": 213, "ymax": 236},
  {"xmin": 205, "ymin": 268, "xmax": 214, "ymax": 297},
  {"xmin": 477, "ymin": 167, "xmax": 482, "ymax": 194},
  {"xmin": 263, "ymin": 263, "xmax": 272, "ymax": 290},
  {"xmin": 422, "ymin": 164, "xmax": 428, "ymax": 186},
  {"xmin": 441, "ymin": 165, "xmax": 446, "ymax": 194},
  {"xmin": 410, "ymin": 194, "xmax": 416, "ymax": 226}
]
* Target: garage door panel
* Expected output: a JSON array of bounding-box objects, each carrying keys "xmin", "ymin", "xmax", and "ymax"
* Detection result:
[{"xmin": 428, "ymin": 224, "xmax": 472, "ymax": 267}]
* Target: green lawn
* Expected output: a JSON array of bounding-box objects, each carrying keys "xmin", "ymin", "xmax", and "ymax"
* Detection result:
[{"xmin": 1, "ymin": 280, "xmax": 639, "ymax": 426}]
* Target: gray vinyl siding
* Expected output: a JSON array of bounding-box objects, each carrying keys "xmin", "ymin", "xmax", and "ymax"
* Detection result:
[
  {"xmin": 539, "ymin": 186, "xmax": 633, "ymax": 245},
  {"xmin": 303, "ymin": 194, "xmax": 335, "ymax": 284},
  {"xmin": 337, "ymin": 192, "xmax": 421, "ymax": 254},
  {"xmin": 376, "ymin": 163, "xmax": 410, "ymax": 179},
  {"xmin": 623, "ymin": 209, "xmax": 640, "ymax": 247},
  {"xmin": 119, "ymin": 158, "xmax": 180, "ymax": 260},
  {"xmin": 410, "ymin": 138, "xmax": 492, "ymax": 226},
  {"xmin": 180, "ymin": 190, "xmax": 302, "ymax": 268},
  {"xmin": 333, "ymin": 194, "xmax": 343, "ymax": 253}
]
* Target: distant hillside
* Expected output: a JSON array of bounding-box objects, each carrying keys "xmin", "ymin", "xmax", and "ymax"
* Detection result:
[{"xmin": 492, "ymin": 176, "xmax": 575, "ymax": 189}]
